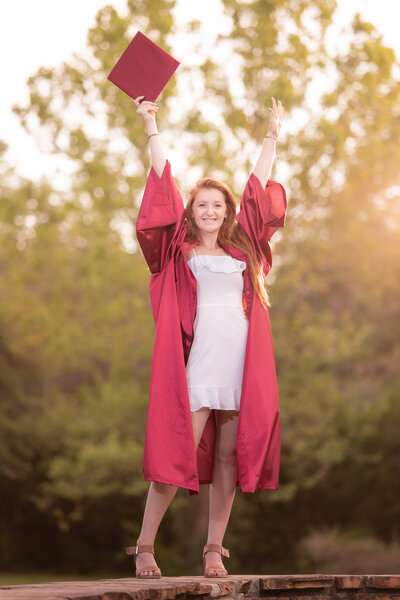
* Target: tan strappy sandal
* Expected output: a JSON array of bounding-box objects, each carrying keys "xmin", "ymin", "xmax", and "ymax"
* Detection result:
[
  {"xmin": 126, "ymin": 544, "xmax": 162, "ymax": 578},
  {"xmin": 203, "ymin": 543, "xmax": 230, "ymax": 577}
]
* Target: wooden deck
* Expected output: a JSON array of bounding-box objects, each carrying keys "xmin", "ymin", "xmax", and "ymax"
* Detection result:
[{"xmin": 0, "ymin": 574, "xmax": 400, "ymax": 600}]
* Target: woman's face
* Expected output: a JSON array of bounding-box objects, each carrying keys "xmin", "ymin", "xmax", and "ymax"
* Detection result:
[{"xmin": 191, "ymin": 188, "xmax": 227, "ymax": 234}]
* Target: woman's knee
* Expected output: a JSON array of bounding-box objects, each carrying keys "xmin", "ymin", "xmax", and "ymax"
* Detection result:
[
  {"xmin": 214, "ymin": 443, "xmax": 238, "ymax": 465},
  {"xmin": 151, "ymin": 481, "xmax": 178, "ymax": 496},
  {"xmin": 214, "ymin": 410, "xmax": 239, "ymax": 465}
]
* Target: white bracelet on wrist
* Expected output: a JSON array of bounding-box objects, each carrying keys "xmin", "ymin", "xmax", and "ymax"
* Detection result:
[{"xmin": 264, "ymin": 135, "xmax": 279, "ymax": 159}]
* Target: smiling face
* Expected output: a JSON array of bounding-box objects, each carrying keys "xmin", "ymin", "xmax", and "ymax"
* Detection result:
[{"xmin": 191, "ymin": 188, "xmax": 227, "ymax": 234}]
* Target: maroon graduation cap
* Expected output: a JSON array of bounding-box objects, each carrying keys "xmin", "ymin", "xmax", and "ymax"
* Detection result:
[{"xmin": 107, "ymin": 30, "xmax": 180, "ymax": 102}]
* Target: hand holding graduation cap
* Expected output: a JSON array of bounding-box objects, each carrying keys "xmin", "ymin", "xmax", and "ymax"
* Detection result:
[
  {"xmin": 134, "ymin": 95, "xmax": 166, "ymax": 178},
  {"xmin": 134, "ymin": 96, "xmax": 159, "ymax": 126},
  {"xmin": 108, "ymin": 30, "xmax": 178, "ymax": 159}
]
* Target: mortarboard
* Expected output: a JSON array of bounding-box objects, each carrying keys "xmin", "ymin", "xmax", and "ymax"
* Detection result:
[{"xmin": 107, "ymin": 30, "xmax": 180, "ymax": 102}]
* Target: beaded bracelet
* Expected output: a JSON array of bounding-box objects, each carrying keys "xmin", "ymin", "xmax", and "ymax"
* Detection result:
[{"xmin": 264, "ymin": 135, "xmax": 279, "ymax": 159}]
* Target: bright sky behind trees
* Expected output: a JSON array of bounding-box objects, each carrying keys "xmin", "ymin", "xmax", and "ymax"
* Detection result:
[{"xmin": 1, "ymin": 0, "xmax": 399, "ymax": 181}]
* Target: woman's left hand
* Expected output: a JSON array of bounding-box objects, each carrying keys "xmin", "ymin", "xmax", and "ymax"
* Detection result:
[{"xmin": 267, "ymin": 97, "xmax": 284, "ymax": 139}]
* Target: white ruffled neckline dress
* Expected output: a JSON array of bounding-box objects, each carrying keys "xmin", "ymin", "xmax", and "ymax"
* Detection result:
[{"xmin": 185, "ymin": 248, "xmax": 249, "ymax": 412}]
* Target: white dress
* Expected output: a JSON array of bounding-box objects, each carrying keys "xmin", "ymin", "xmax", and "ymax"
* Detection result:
[{"xmin": 185, "ymin": 247, "xmax": 249, "ymax": 412}]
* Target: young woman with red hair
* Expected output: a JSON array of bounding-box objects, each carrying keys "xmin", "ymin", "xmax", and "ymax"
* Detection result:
[{"xmin": 126, "ymin": 95, "xmax": 286, "ymax": 578}]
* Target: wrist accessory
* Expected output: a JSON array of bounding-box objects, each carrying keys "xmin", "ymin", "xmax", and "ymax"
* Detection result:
[
  {"xmin": 264, "ymin": 135, "xmax": 279, "ymax": 159},
  {"xmin": 148, "ymin": 133, "xmax": 159, "ymax": 140}
]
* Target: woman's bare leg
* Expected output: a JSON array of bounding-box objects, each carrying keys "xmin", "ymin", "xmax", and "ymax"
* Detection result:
[
  {"xmin": 205, "ymin": 410, "xmax": 239, "ymax": 576},
  {"xmin": 135, "ymin": 407, "xmax": 211, "ymax": 576}
]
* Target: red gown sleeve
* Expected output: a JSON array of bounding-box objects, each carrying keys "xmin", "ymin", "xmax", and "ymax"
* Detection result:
[
  {"xmin": 237, "ymin": 173, "xmax": 287, "ymax": 269},
  {"xmin": 136, "ymin": 160, "xmax": 185, "ymax": 273}
]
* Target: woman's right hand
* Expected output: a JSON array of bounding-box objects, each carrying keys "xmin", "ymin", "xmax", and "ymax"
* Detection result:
[
  {"xmin": 133, "ymin": 96, "xmax": 165, "ymax": 177},
  {"xmin": 134, "ymin": 96, "xmax": 159, "ymax": 126}
]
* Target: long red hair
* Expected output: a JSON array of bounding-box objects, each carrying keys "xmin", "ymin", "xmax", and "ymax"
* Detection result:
[{"xmin": 185, "ymin": 177, "xmax": 271, "ymax": 308}]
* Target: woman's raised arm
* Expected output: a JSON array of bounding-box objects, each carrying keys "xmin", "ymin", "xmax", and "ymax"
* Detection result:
[
  {"xmin": 252, "ymin": 97, "xmax": 284, "ymax": 188},
  {"xmin": 134, "ymin": 95, "xmax": 166, "ymax": 178}
]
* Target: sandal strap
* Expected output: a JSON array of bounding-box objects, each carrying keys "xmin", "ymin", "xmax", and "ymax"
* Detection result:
[
  {"xmin": 126, "ymin": 544, "xmax": 154, "ymax": 555},
  {"xmin": 203, "ymin": 544, "xmax": 230, "ymax": 558}
]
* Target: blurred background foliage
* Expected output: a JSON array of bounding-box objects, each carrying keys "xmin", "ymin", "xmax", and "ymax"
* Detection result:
[{"xmin": 1, "ymin": 0, "xmax": 400, "ymax": 578}]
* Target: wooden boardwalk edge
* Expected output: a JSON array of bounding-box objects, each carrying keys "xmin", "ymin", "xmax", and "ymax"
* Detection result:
[{"xmin": 0, "ymin": 574, "xmax": 399, "ymax": 600}]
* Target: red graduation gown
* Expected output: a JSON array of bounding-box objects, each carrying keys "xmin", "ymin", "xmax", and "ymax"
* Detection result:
[{"xmin": 136, "ymin": 160, "xmax": 287, "ymax": 495}]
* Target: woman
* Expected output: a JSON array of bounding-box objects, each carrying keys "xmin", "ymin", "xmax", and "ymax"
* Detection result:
[{"xmin": 126, "ymin": 96, "xmax": 287, "ymax": 578}]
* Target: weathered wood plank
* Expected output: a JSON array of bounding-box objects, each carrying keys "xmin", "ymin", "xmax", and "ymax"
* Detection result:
[{"xmin": 0, "ymin": 574, "xmax": 399, "ymax": 600}]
